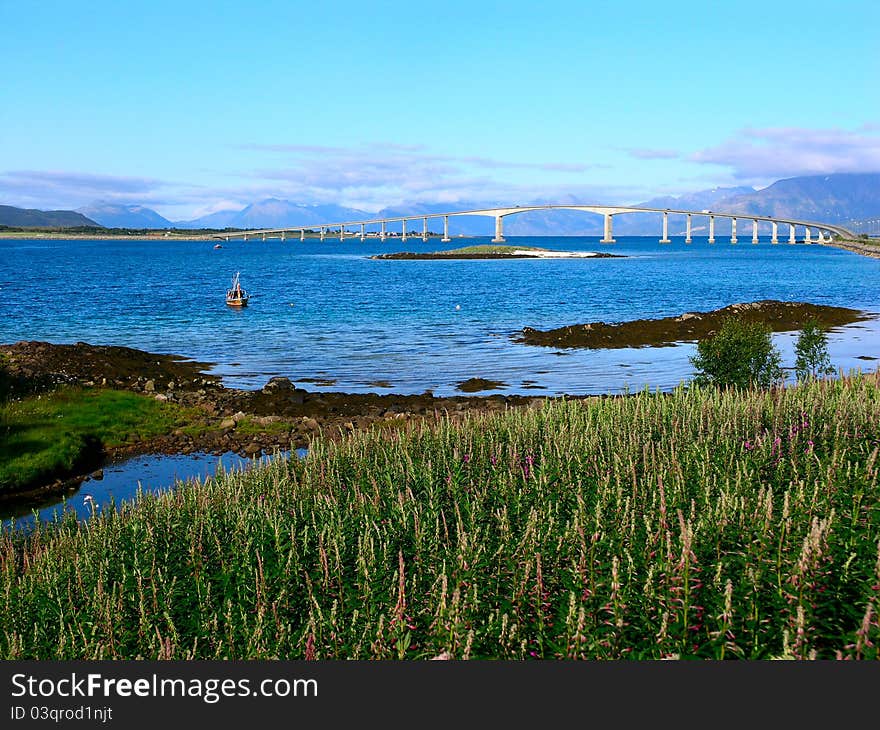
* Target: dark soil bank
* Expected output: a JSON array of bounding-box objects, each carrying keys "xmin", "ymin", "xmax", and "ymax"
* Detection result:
[{"xmin": 514, "ymin": 300, "xmax": 870, "ymax": 349}]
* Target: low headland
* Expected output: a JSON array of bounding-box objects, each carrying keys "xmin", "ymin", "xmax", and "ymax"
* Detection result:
[
  {"xmin": 371, "ymin": 244, "xmax": 624, "ymax": 260},
  {"xmin": 0, "ymin": 341, "xmax": 537, "ymax": 500}
]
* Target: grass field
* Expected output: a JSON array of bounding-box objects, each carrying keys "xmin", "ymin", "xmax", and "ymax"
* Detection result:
[
  {"xmin": 0, "ymin": 388, "xmax": 186, "ymax": 492},
  {"xmin": 1, "ymin": 376, "xmax": 879, "ymax": 659}
]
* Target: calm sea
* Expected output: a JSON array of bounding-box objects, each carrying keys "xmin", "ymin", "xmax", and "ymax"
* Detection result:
[{"xmin": 3, "ymin": 236, "xmax": 879, "ymax": 395}]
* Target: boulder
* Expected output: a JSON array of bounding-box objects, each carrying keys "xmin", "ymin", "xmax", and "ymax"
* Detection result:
[{"xmin": 262, "ymin": 376, "xmax": 294, "ymax": 393}]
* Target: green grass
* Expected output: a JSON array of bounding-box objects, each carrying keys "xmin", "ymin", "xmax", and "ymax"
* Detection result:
[
  {"xmin": 440, "ymin": 244, "xmax": 547, "ymax": 254},
  {"xmin": 0, "ymin": 388, "xmax": 186, "ymax": 492},
  {"xmin": 1, "ymin": 376, "xmax": 880, "ymax": 659}
]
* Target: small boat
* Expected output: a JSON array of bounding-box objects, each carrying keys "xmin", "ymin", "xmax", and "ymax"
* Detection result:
[
  {"xmin": 214, "ymin": 243, "xmax": 222, "ymax": 249},
  {"xmin": 225, "ymin": 272, "xmax": 249, "ymax": 307}
]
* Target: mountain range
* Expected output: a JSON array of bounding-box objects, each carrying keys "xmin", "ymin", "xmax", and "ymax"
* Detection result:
[
  {"xmin": 2, "ymin": 173, "xmax": 878, "ymax": 234},
  {"xmin": 0, "ymin": 204, "xmax": 97, "ymax": 228}
]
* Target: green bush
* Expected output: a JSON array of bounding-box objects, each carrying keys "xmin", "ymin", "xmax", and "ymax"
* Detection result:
[
  {"xmin": 794, "ymin": 319, "xmax": 834, "ymax": 380},
  {"xmin": 690, "ymin": 317, "xmax": 783, "ymax": 389}
]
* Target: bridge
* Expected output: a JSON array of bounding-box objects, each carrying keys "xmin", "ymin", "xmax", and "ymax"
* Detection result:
[{"xmin": 212, "ymin": 204, "xmax": 856, "ymax": 245}]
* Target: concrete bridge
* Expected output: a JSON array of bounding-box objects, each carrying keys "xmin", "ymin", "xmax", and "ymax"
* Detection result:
[{"xmin": 213, "ymin": 204, "xmax": 856, "ymax": 245}]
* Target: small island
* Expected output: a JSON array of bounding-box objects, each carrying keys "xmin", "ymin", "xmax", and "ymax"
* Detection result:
[
  {"xmin": 514, "ymin": 300, "xmax": 870, "ymax": 349},
  {"xmin": 371, "ymin": 244, "xmax": 624, "ymax": 260}
]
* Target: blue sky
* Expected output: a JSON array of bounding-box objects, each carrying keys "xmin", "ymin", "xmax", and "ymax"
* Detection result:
[{"xmin": 1, "ymin": 0, "xmax": 878, "ymax": 219}]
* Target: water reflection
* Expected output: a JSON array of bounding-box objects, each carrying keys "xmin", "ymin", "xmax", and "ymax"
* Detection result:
[{"xmin": 2, "ymin": 449, "xmax": 306, "ymax": 533}]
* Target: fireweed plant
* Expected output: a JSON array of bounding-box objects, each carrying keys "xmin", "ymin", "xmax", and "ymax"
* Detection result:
[{"xmin": 1, "ymin": 374, "xmax": 879, "ymax": 659}]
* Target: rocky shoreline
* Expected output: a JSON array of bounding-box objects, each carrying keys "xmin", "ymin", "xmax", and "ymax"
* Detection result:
[
  {"xmin": 0, "ymin": 341, "xmax": 551, "ymax": 500},
  {"xmin": 514, "ymin": 300, "xmax": 871, "ymax": 349},
  {"xmin": 824, "ymin": 238, "xmax": 880, "ymax": 260}
]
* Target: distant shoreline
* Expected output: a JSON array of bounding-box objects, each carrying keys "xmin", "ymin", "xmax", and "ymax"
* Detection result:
[
  {"xmin": 2, "ymin": 231, "xmax": 878, "ymax": 259},
  {"xmin": 0, "ymin": 231, "xmax": 218, "ymax": 241}
]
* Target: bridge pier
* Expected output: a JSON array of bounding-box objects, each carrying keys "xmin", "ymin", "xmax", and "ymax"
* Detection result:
[
  {"xmin": 402, "ymin": 220, "xmax": 407, "ymax": 242},
  {"xmin": 771, "ymin": 222, "xmax": 778, "ymax": 244},
  {"xmin": 280, "ymin": 231, "xmax": 285, "ymax": 242},
  {"xmin": 441, "ymin": 215, "xmax": 450, "ymax": 242},
  {"xmin": 804, "ymin": 226, "xmax": 812, "ymax": 244},
  {"xmin": 244, "ymin": 235, "xmax": 248, "ymax": 242},
  {"xmin": 261, "ymin": 234, "xmax": 266, "ymax": 242},
  {"xmin": 659, "ymin": 211, "xmax": 671, "ymax": 243},
  {"xmin": 300, "ymin": 229, "xmax": 305, "ymax": 242},
  {"xmin": 380, "ymin": 221, "xmax": 386, "ymax": 241},
  {"xmin": 601, "ymin": 213, "xmax": 615, "ymax": 243},
  {"xmin": 360, "ymin": 223, "xmax": 366, "ymax": 241},
  {"xmin": 492, "ymin": 215, "xmax": 505, "ymax": 243},
  {"xmin": 339, "ymin": 226, "xmax": 345, "ymax": 242},
  {"xmin": 685, "ymin": 214, "xmax": 692, "ymax": 243},
  {"xmin": 422, "ymin": 218, "xmax": 428, "ymax": 242},
  {"xmin": 789, "ymin": 224, "xmax": 796, "ymax": 244},
  {"xmin": 752, "ymin": 219, "xmax": 759, "ymax": 244},
  {"xmin": 708, "ymin": 215, "xmax": 715, "ymax": 244},
  {"xmin": 730, "ymin": 217, "xmax": 737, "ymax": 244},
  {"xmin": 320, "ymin": 227, "xmax": 325, "ymax": 242}
]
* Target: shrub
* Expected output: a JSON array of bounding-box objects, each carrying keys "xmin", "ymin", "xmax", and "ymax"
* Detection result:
[
  {"xmin": 794, "ymin": 319, "xmax": 834, "ymax": 381},
  {"xmin": 690, "ymin": 317, "xmax": 783, "ymax": 389}
]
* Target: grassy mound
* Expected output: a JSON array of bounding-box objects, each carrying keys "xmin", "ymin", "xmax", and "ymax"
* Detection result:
[
  {"xmin": 0, "ymin": 388, "xmax": 185, "ymax": 492},
  {"xmin": 440, "ymin": 244, "xmax": 547, "ymax": 255},
  {"xmin": 2, "ymin": 376, "xmax": 879, "ymax": 659}
]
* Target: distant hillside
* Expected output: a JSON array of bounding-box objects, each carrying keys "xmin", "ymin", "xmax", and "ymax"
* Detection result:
[
  {"xmin": 177, "ymin": 199, "xmax": 370, "ymax": 229},
  {"xmin": 717, "ymin": 173, "xmax": 880, "ymax": 223},
  {"xmin": 173, "ymin": 208, "xmax": 241, "ymax": 229},
  {"xmin": 77, "ymin": 202, "xmax": 172, "ymax": 229},
  {"xmin": 0, "ymin": 205, "xmax": 99, "ymax": 228}
]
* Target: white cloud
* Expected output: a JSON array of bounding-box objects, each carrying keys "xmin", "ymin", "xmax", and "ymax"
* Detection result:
[{"xmin": 690, "ymin": 125, "xmax": 880, "ymax": 181}]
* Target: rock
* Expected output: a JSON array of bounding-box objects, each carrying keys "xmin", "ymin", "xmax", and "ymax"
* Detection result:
[
  {"xmin": 232, "ymin": 411, "xmax": 247, "ymax": 424},
  {"xmin": 144, "ymin": 379, "xmax": 155, "ymax": 392},
  {"xmin": 288, "ymin": 389, "xmax": 306, "ymax": 405},
  {"xmin": 302, "ymin": 417, "xmax": 320, "ymax": 431},
  {"xmin": 252, "ymin": 415, "xmax": 282, "ymax": 425},
  {"xmin": 90, "ymin": 469, "xmax": 104, "ymax": 480},
  {"xmin": 262, "ymin": 376, "xmax": 294, "ymax": 393},
  {"xmin": 154, "ymin": 394, "xmax": 168, "ymax": 402},
  {"xmin": 244, "ymin": 442, "xmax": 262, "ymax": 456},
  {"xmin": 219, "ymin": 417, "xmax": 236, "ymax": 429}
]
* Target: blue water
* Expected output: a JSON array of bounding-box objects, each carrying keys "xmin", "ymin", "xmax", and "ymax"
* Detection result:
[
  {"xmin": 1, "ymin": 449, "xmax": 305, "ymax": 532},
  {"xmin": 2, "ymin": 235, "xmax": 880, "ymax": 395}
]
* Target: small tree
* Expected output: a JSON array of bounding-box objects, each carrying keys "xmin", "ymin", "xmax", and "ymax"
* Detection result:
[
  {"xmin": 794, "ymin": 318, "xmax": 834, "ymax": 380},
  {"xmin": 690, "ymin": 317, "xmax": 783, "ymax": 389}
]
